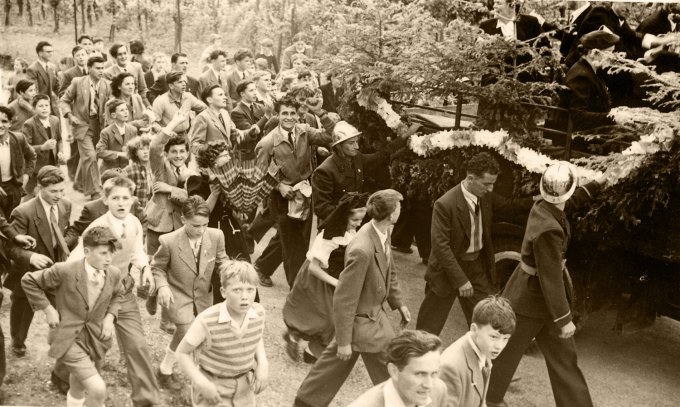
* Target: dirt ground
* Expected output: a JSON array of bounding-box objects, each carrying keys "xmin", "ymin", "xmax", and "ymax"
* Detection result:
[{"xmin": 0, "ymin": 174, "xmax": 679, "ymax": 407}]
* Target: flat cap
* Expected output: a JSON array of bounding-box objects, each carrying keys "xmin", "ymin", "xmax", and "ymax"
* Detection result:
[
  {"xmin": 580, "ymin": 29, "xmax": 620, "ymax": 50},
  {"xmin": 166, "ymin": 70, "xmax": 185, "ymax": 84}
]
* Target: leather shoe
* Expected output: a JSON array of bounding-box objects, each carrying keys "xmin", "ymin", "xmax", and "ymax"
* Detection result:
[
  {"xmin": 160, "ymin": 322, "xmax": 175, "ymax": 335},
  {"xmin": 11, "ymin": 344, "xmax": 26, "ymax": 357},
  {"xmin": 258, "ymin": 271, "xmax": 273, "ymax": 287},
  {"xmin": 51, "ymin": 370, "xmax": 70, "ymax": 395},
  {"xmin": 145, "ymin": 294, "xmax": 158, "ymax": 316},
  {"xmin": 282, "ymin": 331, "xmax": 299, "ymax": 361},
  {"xmin": 302, "ymin": 350, "xmax": 317, "ymax": 364},
  {"xmin": 156, "ymin": 369, "xmax": 182, "ymax": 391}
]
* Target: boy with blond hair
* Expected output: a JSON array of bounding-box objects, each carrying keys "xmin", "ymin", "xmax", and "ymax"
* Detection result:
[{"xmin": 176, "ymin": 260, "xmax": 268, "ymax": 406}]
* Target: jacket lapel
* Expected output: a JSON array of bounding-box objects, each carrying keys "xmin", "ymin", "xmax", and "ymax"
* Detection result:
[
  {"xmin": 92, "ymin": 266, "xmax": 115, "ymax": 310},
  {"xmin": 178, "ymin": 231, "xmax": 198, "ymax": 273},
  {"xmin": 454, "ymin": 185, "xmax": 472, "ymax": 240},
  {"xmin": 463, "ymin": 338, "xmax": 485, "ymax": 400},
  {"xmin": 74, "ymin": 261, "xmax": 89, "ymax": 307},
  {"xmin": 35, "ymin": 119, "xmax": 49, "ymax": 144},
  {"xmin": 112, "ymin": 125, "xmax": 124, "ymax": 146},
  {"xmin": 210, "ymin": 110, "xmax": 228, "ymax": 137},
  {"xmin": 368, "ymin": 224, "xmax": 388, "ymax": 279},
  {"xmin": 198, "ymin": 233, "xmax": 213, "ymax": 276},
  {"xmin": 33, "ymin": 199, "xmax": 55, "ymax": 258}
]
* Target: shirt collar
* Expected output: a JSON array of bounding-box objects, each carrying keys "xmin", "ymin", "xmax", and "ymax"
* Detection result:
[
  {"xmin": 0, "ymin": 135, "xmax": 9, "ymax": 146},
  {"xmin": 571, "ymin": 4, "xmax": 590, "ymax": 24},
  {"xmin": 670, "ymin": 14, "xmax": 677, "ymax": 32},
  {"xmin": 39, "ymin": 195, "xmax": 56, "ymax": 217},
  {"xmin": 39, "ymin": 60, "xmax": 49, "ymax": 71},
  {"xmin": 168, "ymin": 91, "xmax": 183, "ymax": 104},
  {"xmin": 84, "ymin": 259, "xmax": 105, "ymax": 276},
  {"xmin": 371, "ymin": 220, "xmax": 388, "ymax": 249},
  {"xmin": 461, "ymin": 182, "xmax": 478, "ymax": 206},
  {"xmin": 39, "ymin": 117, "xmax": 51, "ymax": 128},
  {"xmin": 495, "ymin": 18, "xmax": 516, "ymax": 39},
  {"xmin": 466, "ymin": 332, "xmax": 489, "ymax": 371},
  {"xmin": 383, "ymin": 378, "xmax": 431, "ymax": 407},
  {"xmin": 114, "ymin": 123, "xmax": 127, "ymax": 135},
  {"xmin": 217, "ymin": 301, "xmax": 259, "ymax": 324}
]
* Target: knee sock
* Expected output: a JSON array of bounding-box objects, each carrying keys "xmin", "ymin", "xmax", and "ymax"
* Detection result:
[
  {"xmin": 159, "ymin": 347, "xmax": 176, "ymax": 375},
  {"xmin": 66, "ymin": 391, "xmax": 85, "ymax": 407}
]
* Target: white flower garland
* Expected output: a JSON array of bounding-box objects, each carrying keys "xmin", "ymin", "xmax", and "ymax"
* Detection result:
[{"xmin": 360, "ymin": 95, "xmax": 676, "ymax": 186}]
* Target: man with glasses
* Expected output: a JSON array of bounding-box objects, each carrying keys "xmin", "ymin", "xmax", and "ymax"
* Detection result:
[{"xmin": 26, "ymin": 41, "xmax": 60, "ymax": 116}]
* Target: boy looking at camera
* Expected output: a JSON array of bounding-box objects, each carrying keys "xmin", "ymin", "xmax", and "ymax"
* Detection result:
[
  {"xmin": 439, "ymin": 296, "xmax": 516, "ymax": 407},
  {"xmin": 176, "ymin": 260, "xmax": 268, "ymax": 407},
  {"xmin": 21, "ymin": 227, "xmax": 125, "ymax": 407}
]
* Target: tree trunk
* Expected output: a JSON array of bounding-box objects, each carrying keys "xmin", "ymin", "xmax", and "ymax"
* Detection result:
[
  {"xmin": 41, "ymin": 0, "xmax": 46, "ymax": 19},
  {"xmin": 26, "ymin": 0, "xmax": 32, "ymax": 25},
  {"xmin": 79, "ymin": 0, "xmax": 84, "ymax": 32},
  {"xmin": 4, "ymin": 0, "xmax": 11, "ymax": 26},
  {"xmin": 51, "ymin": 0, "xmax": 59, "ymax": 32},
  {"xmin": 173, "ymin": 0, "xmax": 182, "ymax": 52},
  {"xmin": 17, "ymin": 0, "xmax": 23, "ymax": 16},
  {"xmin": 86, "ymin": 0, "xmax": 92, "ymax": 27},
  {"xmin": 136, "ymin": 0, "xmax": 142, "ymax": 32},
  {"xmin": 109, "ymin": 0, "xmax": 116, "ymax": 42}
]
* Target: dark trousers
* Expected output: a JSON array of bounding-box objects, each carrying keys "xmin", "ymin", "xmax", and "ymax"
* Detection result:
[
  {"xmin": 416, "ymin": 257, "xmax": 491, "ymax": 334},
  {"xmin": 0, "ymin": 181, "xmax": 23, "ymax": 220},
  {"xmin": 56, "ymin": 287, "xmax": 160, "ymax": 406},
  {"xmin": 10, "ymin": 290, "xmax": 54, "ymax": 348},
  {"xmin": 270, "ymin": 193, "xmax": 311, "ymax": 288},
  {"xmin": 66, "ymin": 140, "xmax": 80, "ymax": 188},
  {"xmin": 254, "ymin": 232, "xmax": 282, "ymax": 277},
  {"xmin": 391, "ymin": 198, "xmax": 432, "ymax": 261},
  {"xmin": 0, "ymin": 291, "xmax": 6, "ymax": 385},
  {"xmin": 294, "ymin": 340, "xmax": 390, "ymax": 407},
  {"xmin": 487, "ymin": 314, "xmax": 593, "ymax": 407}
]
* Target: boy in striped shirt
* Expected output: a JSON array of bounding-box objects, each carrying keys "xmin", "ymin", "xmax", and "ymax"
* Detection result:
[{"xmin": 176, "ymin": 260, "xmax": 268, "ymax": 406}]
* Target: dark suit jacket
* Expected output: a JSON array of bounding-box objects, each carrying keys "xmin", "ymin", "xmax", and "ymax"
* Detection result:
[
  {"xmin": 440, "ymin": 333, "xmax": 492, "ymax": 407},
  {"xmin": 1, "ymin": 131, "xmax": 37, "ymax": 183},
  {"xmin": 637, "ymin": 9, "xmax": 677, "ymax": 35},
  {"xmin": 63, "ymin": 197, "xmax": 145, "ymax": 250},
  {"xmin": 6, "ymin": 197, "xmax": 72, "ymax": 292},
  {"xmin": 197, "ymin": 69, "xmax": 229, "ymax": 104},
  {"xmin": 333, "ymin": 222, "xmax": 403, "ymax": 353},
  {"xmin": 147, "ymin": 74, "xmax": 200, "ymax": 104},
  {"xmin": 59, "ymin": 66, "xmax": 87, "ymax": 97},
  {"xmin": 224, "ymin": 69, "xmax": 252, "ymax": 103},
  {"xmin": 230, "ymin": 101, "xmax": 268, "ymax": 154},
  {"xmin": 320, "ymin": 82, "xmax": 344, "ymax": 113},
  {"xmin": 425, "ymin": 184, "xmax": 532, "ymax": 297},
  {"xmin": 21, "ymin": 115, "xmax": 61, "ymax": 170},
  {"xmin": 95, "ymin": 123, "xmax": 137, "ymax": 171},
  {"xmin": 26, "ymin": 60, "xmax": 60, "ymax": 115},
  {"xmin": 560, "ymin": 5, "xmax": 593, "ymax": 57},
  {"xmin": 565, "ymin": 59, "xmax": 615, "ymax": 131},
  {"xmin": 479, "ymin": 15, "xmax": 544, "ymax": 42},
  {"xmin": 144, "ymin": 70, "xmax": 157, "ymax": 89},
  {"xmin": 21, "ymin": 259, "xmax": 124, "ymax": 360}
]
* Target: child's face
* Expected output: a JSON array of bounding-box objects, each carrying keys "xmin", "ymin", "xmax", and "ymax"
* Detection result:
[
  {"xmin": 112, "ymin": 103, "xmax": 130, "ymax": 122},
  {"xmin": 136, "ymin": 145, "xmax": 150, "ymax": 163},
  {"xmin": 220, "ymin": 281, "xmax": 257, "ymax": 315},
  {"xmin": 182, "ymin": 214, "xmax": 209, "ymax": 239},
  {"xmin": 104, "ymin": 186, "xmax": 134, "ymax": 220},
  {"xmin": 347, "ymin": 208, "xmax": 366, "ymax": 231},
  {"xmin": 35, "ymin": 99, "xmax": 51, "ymax": 118},
  {"xmin": 470, "ymin": 323, "xmax": 511, "ymax": 360},
  {"xmin": 84, "ymin": 245, "xmax": 113, "ymax": 270},
  {"xmin": 167, "ymin": 144, "xmax": 188, "ymax": 168}
]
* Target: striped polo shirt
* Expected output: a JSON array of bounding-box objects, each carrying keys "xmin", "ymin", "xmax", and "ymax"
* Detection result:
[{"xmin": 189, "ymin": 301, "xmax": 265, "ymax": 378}]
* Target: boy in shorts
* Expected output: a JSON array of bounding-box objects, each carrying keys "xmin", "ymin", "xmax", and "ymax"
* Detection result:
[
  {"xmin": 21, "ymin": 227, "xmax": 124, "ymax": 407},
  {"xmin": 176, "ymin": 260, "xmax": 268, "ymax": 407}
]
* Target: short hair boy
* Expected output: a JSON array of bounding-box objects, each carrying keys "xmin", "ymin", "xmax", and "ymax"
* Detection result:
[
  {"xmin": 151, "ymin": 195, "xmax": 228, "ymax": 389},
  {"xmin": 176, "ymin": 260, "xmax": 268, "ymax": 406},
  {"xmin": 96, "ymin": 99, "xmax": 138, "ymax": 172},
  {"xmin": 21, "ymin": 226, "xmax": 124, "ymax": 407},
  {"xmin": 349, "ymin": 330, "xmax": 448, "ymax": 407},
  {"xmin": 439, "ymin": 296, "xmax": 516, "ymax": 407}
]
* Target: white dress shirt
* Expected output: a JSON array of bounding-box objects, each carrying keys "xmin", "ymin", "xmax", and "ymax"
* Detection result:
[{"xmin": 0, "ymin": 137, "xmax": 11, "ymax": 182}]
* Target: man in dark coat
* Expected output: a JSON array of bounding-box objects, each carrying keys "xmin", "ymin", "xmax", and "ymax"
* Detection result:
[
  {"xmin": 147, "ymin": 53, "xmax": 199, "ymax": 103},
  {"xmin": 26, "ymin": 41, "xmax": 60, "ymax": 116},
  {"xmin": 319, "ymin": 73, "xmax": 344, "ymax": 113},
  {"xmin": 415, "ymin": 153, "xmax": 532, "ymax": 335},
  {"xmin": 486, "ymin": 164, "xmax": 605, "ymax": 407}
]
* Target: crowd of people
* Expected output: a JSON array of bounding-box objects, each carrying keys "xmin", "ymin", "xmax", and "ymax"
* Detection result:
[{"xmin": 0, "ymin": 1, "xmax": 676, "ymax": 406}]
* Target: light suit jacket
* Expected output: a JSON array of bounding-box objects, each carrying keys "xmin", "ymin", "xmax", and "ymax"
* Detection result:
[
  {"xmin": 96, "ymin": 123, "xmax": 138, "ymax": 171},
  {"xmin": 59, "ymin": 76, "xmax": 111, "ymax": 140},
  {"xmin": 151, "ymin": 227, "xmax": 228, "ymax": 324},
  {"xmin": 440, "ymin": 333, "xmax": 492, "ymax": 407}
]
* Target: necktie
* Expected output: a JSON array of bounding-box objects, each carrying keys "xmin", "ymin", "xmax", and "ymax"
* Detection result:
[
  {"xmin": 218, "ymin": 74, "xmax": 223, "ymax": 87},
  {"xmin": 288, "ymin": 131, "xmax": 295, "ymax": 150},
  {"xmin": 482, "ymin": 365, "xmax": 491, "ymax": 389},
  {"xmin": 249, "ymin": 104, "xmax": 255, "ymax": 118},
  {"xmin": 122, "ymin": 66, "xmax": 127, "ymax": 72},
  {"xmin": 120, "ymin": 222, "xmax": 126, "ymax": 239},
  {"xmin": 241, "ymin": 71, "xmax": 245, "ymax": 80},
  {"xmin": 175, "ymin": 166, "xmax": 185, "ymax": 188},
  {"xmin": 475, "ymin": 200, "xmax": 479, "ymax": 215},
  {"xmin": 50, "ymin": 206, "xmax": 71, "ymax": 259},
  {"xmin": 82, "ymin": 67, "xmax": 87, "ymax": 75},
  {"xmin": 218, "ymin": 113, "xmax": 227, "ymax": 131}
]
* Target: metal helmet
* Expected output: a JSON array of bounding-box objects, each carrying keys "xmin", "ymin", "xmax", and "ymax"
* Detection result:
[
  {"xmin": 331, "ymin": 121, "xmax": 361, "ymax": 147},
  {"xmin": 540, "ymin": 162, "xmax": 577, "ymax": 204}
]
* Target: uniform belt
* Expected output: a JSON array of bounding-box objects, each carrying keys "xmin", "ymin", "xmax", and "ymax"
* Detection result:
[
  {"xmin": 520, "ymin": 261, "xmax": 538, "ymax": 276},
  {"xmin": 521, "ymin": 260, "xmax": 567, "ymax": 276},
  {"xmin": 460, "ymin": 251, "xmax": 480, "ymax": 261}
]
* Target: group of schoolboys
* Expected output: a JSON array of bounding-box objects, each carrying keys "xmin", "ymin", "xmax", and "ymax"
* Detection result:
[{"xmin": 18, "ymin": 164, "xmax": 267, "ymax": 407}]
